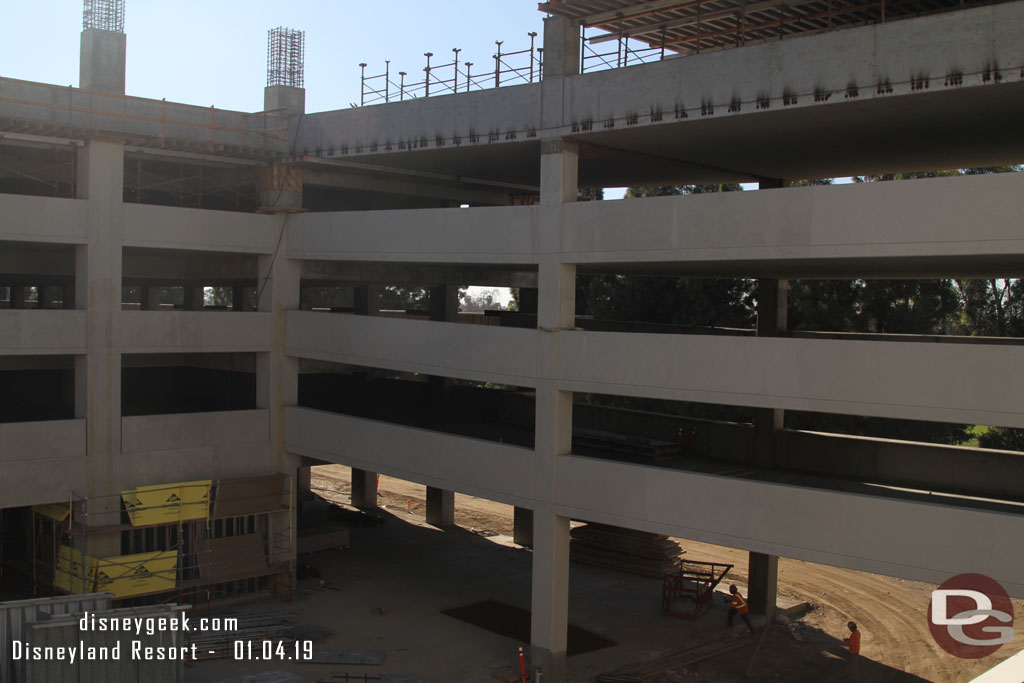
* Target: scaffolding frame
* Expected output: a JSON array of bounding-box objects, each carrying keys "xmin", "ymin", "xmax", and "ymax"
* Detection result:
[
  {"xmin": 267, "ymin": 27, "xmax": 305, "ymax": 88},
  {"xmin": 28, "ymin": 476, "xmax": 294, "ymax": 606},
  {"xmin": 82, "ymin": 0, "xmax": 125, "ymax": 32}
]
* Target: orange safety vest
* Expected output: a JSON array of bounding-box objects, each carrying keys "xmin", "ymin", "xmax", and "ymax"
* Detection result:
[
  {"xmin": 730, "ymin": 593, "xmax": 749, "ymax": 615},
  {"xmin": 847, "ymin": 630, "xmax": 861, "ymax": 654}
]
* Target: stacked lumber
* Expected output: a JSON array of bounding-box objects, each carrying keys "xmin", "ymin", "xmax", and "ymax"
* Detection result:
[{"xmin": 570, "ymin": 523, "xmax": 684, "ymax": 578}]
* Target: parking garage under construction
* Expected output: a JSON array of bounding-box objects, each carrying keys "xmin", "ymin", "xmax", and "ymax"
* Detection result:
[{"xmin": 1, "ymin": 0, "xmax": 1023, "ymax": 680}]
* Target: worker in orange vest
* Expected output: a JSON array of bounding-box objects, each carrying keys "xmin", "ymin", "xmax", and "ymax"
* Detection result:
[
  {"xmin": 726, "ymin": 584, "xmax": 755, "ymax": 635},
  {"xmin": 843, "ymin": 621, "xmax": 861, "ymax": 680}
]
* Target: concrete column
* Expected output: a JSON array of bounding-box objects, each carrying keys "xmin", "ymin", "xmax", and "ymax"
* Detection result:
[
  {"xmin": 531, "ymin": 508, "xmax": 571, "ymax": 681},
  {"xmin": 754, "ymin": 278, "xmax": 787, "ymax": 468},
  {"xmin": 351, "ymin": 468, "xmax": 378, "ymax": 509},
  {"xmin": 353, "ymin": 285, "xmax": 381, "ymax": 316},
  {"xmin": 80, "ymin": 29, "xmax": 126, "ymax": 95},
  {"xmin": 518, "ymin": 287, "xmax": 539, "ymax": 315},
  {"xmin": 259, "ymin": 85, "xmax": 306, "ymax": 205},
  {"xmin": 255, "ymin": 231, "xmax": 301, "ymax": 568},
  {"xmin": 142, "ymin": 286, "xmax": 162, "ymax": 311},
  {"xmin": 232, "ymin": 285, "xmax": 247, "ymax": 312},
  {"xmin": 747, "ymin": 551, "xmax": 779, "ymax": 619},
  {"xmin": 10, "ymin": 286, "xmax": 25, "ymax": 309},
  {"xmin": 542, "ymin": 15, "xmax": 581, "ymax": 79},
  {"xmin": 62, "ymin": 282, "xmax": 75, "ymax": 309},
  {"xmin": 529, "ymin": 138, "xmax": 578, "ymax": 683},
  {"xmin": 183, "ymin": 285, "xmax": 205, "ymax": 311},
  {"xmin": 429, "ymin": 285, "xmax": 460, "ymax": 322},
  {"xmin": 425, "ymin": 486, "xmax": 455, "ymax": 527},
  {"xmin": 513, "ymin": 506, "xmax": 534, "ymax": 546},
  {"xmin": 75, "ymin": 138, "xmax": 124, "ymax": 556},
  {"xmin": 38, "ymin": 286, "xmax": 55, "ymax": 309}
]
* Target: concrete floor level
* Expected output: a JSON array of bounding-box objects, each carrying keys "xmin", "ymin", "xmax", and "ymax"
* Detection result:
[{"xmin": 1, "ymin": 2, "xmax": 1023, "ymax": 681}]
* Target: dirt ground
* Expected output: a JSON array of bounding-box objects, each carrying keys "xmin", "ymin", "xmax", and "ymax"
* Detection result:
[{"xmin": 310, "ymin": 465, "xmax": 1023, "ymax": 683}]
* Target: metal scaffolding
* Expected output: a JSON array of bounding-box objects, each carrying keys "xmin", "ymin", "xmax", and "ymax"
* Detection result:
[
  {"xmin": 82, "ymin": 0, "xmax": 125, "ymax": 32},
  {"xmin": 267, "ymin": 27, "xmax": 305, "ymax": 88}
]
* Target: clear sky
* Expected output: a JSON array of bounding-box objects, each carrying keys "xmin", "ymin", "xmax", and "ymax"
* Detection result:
[{"xmin": 2, "ymin": 1, "xmax": 547, "ymax": 114}]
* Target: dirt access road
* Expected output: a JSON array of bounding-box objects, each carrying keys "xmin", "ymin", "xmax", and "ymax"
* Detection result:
[{"xmin": 311, "ymin": 465, "xmax": 1023, "ymax": 683}]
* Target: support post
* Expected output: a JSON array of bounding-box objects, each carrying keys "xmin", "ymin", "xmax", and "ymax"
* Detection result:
[
  {"xmin": 748, "ymin": 551, "xmax": 779, "ymax": 619},
  {"xmin": 754, "ymin": 178, "xmax": 790, "ymax": 470},
  {"xmin": 425, "ymin": 486, "xmax": 455, "ymax": 527},
  {"xmin": 529, "ymin": 137, "xmax": 578, "ymax": 683},
  {"xmin": 351, "ymin": 468, "xmax": 378, "ymax": 509},
  {"xmin": 80, "ymin": 28, "xmax": 126, "ymax": 95},
  {"xmin": 75, "ymin": 138, "xmax": 125, "ymax": 557},
  {"xmin": 513, "ymin": 506, "xmax": 534, "ymax": 547}
]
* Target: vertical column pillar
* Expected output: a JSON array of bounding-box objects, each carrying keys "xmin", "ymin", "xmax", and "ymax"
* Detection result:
[
  {"xmin": 10, "ymin": 286, "xmax": 25, "ymax": 309},
  {"xmin": 257, "ymin": 216, "xmax": 302, "ymax": 567},
  {"xmin": 183, "ymin": 285, "xmax": 205, "ymax": 311},
  {"xmin": 142, "ymin": 286, "xmax": 162, "ymax": 311},
  {"xmin": 513, "ymin": 506, "xmax": 534, "ymax": 547},
  {"xmin": 39, "ymin": 286, "xmax": 55, "ymax": 309},
  {"xmin": 75, "ymin": 138, "xmax": 125, "ymax": 557},
  {"xmin": 232, "ymin": 285, "xmax": 247, "ymax": 312},
  {"xmin": 353, "ymin": 285, "xmax": 381, "ymax": 316},
  {"xmin": 753, "ymin": 179, "xmax": 790, "ymax": 471},
  {"xmin": 748, "ymin": 551, "xmax": 779, "ymax": 619},
  {"xmin": 80, "ymin": 28, "xmax": 126, "ymax": 95},
  {"xmin": 542, "ymin": 15, "xmax": 581, "ymax": 79},
  {"xmin": 425, "ymin": 486, "xmax": 455, "ymax": 527},
  {"xmin": 351, "ymin": 468, "xmax": 378, "ymax": 509},
  {"xmin": 530, "ymin": 138, "xmax": 578, "ymax": 683}
]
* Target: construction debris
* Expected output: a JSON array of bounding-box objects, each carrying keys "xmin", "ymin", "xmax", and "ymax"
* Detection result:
[{"xmin": 570, "ymin": 523, "xmax": 684, "ymax": 578}]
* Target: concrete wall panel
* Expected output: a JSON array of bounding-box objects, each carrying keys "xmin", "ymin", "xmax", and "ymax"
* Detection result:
[
  {"xmin": 286, "ymin": 311, "xmax": 538, "ymax": 386},
  {"xmin": 0, "ymin": 310, "xmax": 86, "ymax": 354},
  {"xmin": 564, "ymin": 2, "xmax": 1024, "ymax": 126},
  {"xmin": 288, "ymin": 205, "xmax": 538, "ymax": 263},
  {"xmin": 0, "ymin": 419, "xmax": 85, "ymax": 462},
  {"xmin": 554, "ymin": 455, "xmax": 1024, "ymax": 597},
  {"xmin": 296, "ymin": 84, "xmax": 541, "ymax": 154},
  {"xmin": 563, "ymin": 172, "xmax": 1024, "ymax": 266},
  {"xmin": 119, "ymin": 311, "xmax": 272, "ymax": 353},
  {"xmin": 0, "ymin": 194, "xmax": 88, "ymax": 244},
  {"xmin": 559, "ymin": 332, "xmax": 1024, "ymax": 428},
  {"xmin": 0, "ymin": 456, "xmax": 87, "ymax": 508},
  {"xmin": 123, "ymin": 203, "xmax": 280, "ymax": 254},
  {"xmin": 285, "ymin": 407, "xmax": 535, "ymax": 506},
  {"xmin": 120, "ymin": 409, "xmax": 270, "ymax": 454}
]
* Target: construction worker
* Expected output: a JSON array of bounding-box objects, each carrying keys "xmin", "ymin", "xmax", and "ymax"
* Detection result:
[
  {"xmin": 726, "ymin": 584, "xmax": 755, "ymax": 635},
  {"xmin": 843, "ymin": 621, "xmax": 861, "ymax": 680}
]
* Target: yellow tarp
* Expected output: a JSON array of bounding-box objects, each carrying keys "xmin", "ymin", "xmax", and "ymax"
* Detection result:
[
  {"xmin": 55, "ymin": 545, "xmax": 96, "ymax": 594},
  {"xmin": 92, "ymin": 550, "xmax": 178, "ymax": 598},
  {"xmin": 33, "ymin": 503, "xmax": 71, "ymax": 522},
  {"xmin": 122, "ymin": 480, "xmax": 211, "ymax": 526}
]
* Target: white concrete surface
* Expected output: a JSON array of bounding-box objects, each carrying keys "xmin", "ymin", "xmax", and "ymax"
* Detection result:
[
  {"xmin": 285, "ymin": 407, "xmax": 535, "ymax": 507},
  {"xmin": 121, "ymin": 409, "xmax": 270, "ymax": 454},
  {"xmin": 119, "ymin": 311, "xmax": 272, "ymax": 353},
  {"xmin": 287, "ymin": 205, "xmax": 538, "ymax": 263},
  {"xmin": 0, "ymin": 419, "xmax": 86, "ymax": 508},
  {"xmin": 0, "ymin": 310, "xmax": 86, "ymax": 354},
  {"xmin": 0, "ymin": 194, "xmax": 87, "ymax": 244},
  {"xmin": 123, "ymin": 203, "xmax": 280, "ymax": 254},
  {"xmin": 562, "ymin": 172, "xmax": 1024, "ymax": 267},
  {"xmin": 557, "ymin": 331, "xmax": 1024, "ymax": 429},
  {"xmin": 286, "ymin": 311, "xmax": 538, "ymax": 386},
  {"xmin": 553, "ymin": 454, "xmax": 1024, "ymax": 598}
]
